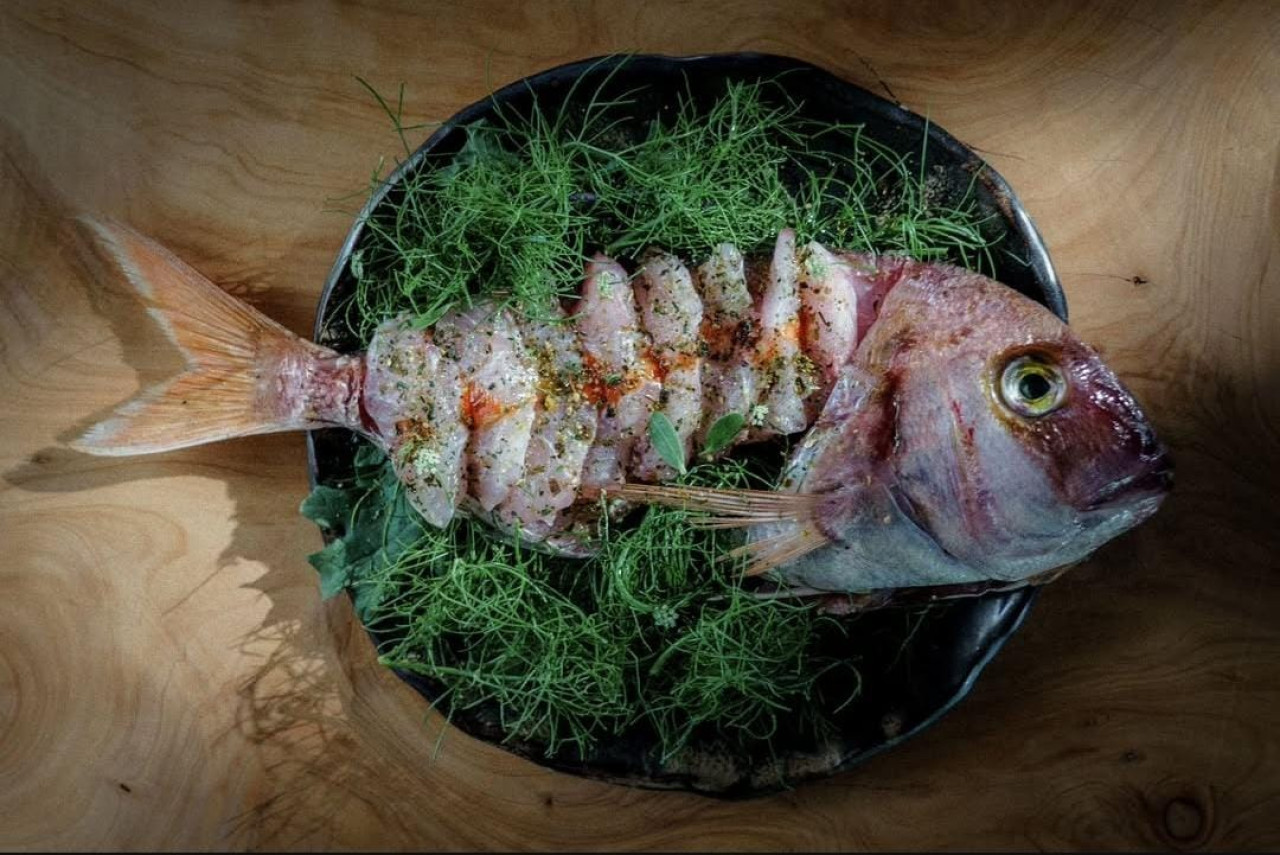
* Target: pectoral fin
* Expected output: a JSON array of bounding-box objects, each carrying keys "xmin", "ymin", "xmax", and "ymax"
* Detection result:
[
  {"xmin": 606, "ymin": 483, "xmax": 821, "ymax": 527},
  {"xmin": 606, "ymin": 482, "xmax": 833, "ymax": 576},
  {"xmin": 724, "ymin": 525, "xmax": 832, "ymax": 576}
]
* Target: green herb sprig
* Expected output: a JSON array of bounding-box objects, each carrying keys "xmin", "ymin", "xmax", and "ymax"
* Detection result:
[
  {"xmin": 305, "ymin": 446, "xmax": 846, "ymax": 760},
  {"xmin": 333, "ymin": 72, "xmax": 999, "ymax": 342}
]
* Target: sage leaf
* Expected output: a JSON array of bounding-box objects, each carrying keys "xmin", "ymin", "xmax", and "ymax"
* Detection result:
[
  {"xmin": 648, "ymin": 411, "xmax": 687, "ymax": 475},
  {"xmin": 702, "ymin": 412, "xmax": 745, "ymax": 458}
]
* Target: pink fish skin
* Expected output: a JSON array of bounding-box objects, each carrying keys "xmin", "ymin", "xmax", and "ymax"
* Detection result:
[{"xmin": 74, "ymin": 220, "xmax": 1170, "ymax": 596}]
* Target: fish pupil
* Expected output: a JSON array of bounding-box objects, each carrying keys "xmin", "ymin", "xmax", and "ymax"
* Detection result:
[{"xmin": 1019, "ymin": 372, "xmax": 1052, "ymax": 401}]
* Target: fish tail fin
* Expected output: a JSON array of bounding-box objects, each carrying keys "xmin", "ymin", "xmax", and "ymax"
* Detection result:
[{"xmin": 72, "ymin": 219, "xmax": 346, "ymax": 456}]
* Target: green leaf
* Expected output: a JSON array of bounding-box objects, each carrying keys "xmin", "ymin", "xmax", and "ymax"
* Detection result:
[
  {"xmin": 308, "ymin": 539, "xmax": 351, "ymax": 600},
  {"xmin": 701, "ymin": 413, "xmax": 745, "ymax": 458},
  {"xmin": 300, "ymin": 452, "xmax": 430, "ymax": 606},
  {"xmin": 647, "ymin": 412, "xmax": 686, "ymax": 475},
  {"xmin": 299, "ymin": 486, "xmax": 353, "ymax": 533},
  {"xmin": 353, "ymin": 442, "xmax": 387, "ymax": 488},
  {"xmin": 350, "ymin": 577, "xmax": 391, "ymax": 624}
]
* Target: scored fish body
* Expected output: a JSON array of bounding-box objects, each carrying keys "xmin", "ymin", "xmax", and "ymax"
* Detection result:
[{"xmin": 360, "ymin": 233, "xmax": 904, "ymax": 550}]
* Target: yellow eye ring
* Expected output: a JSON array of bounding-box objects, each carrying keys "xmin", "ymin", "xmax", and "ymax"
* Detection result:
[{"xmin": 1000, "ymin": 355, "xmax": 1067, "ymax": 417}]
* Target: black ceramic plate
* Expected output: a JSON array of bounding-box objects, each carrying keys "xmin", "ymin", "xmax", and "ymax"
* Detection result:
[{"xmin": 305, "ymin": 53, "xmax": 1063, "ymax": 798}]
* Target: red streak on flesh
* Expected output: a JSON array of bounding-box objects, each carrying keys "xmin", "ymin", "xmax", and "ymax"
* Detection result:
[
  {"xmin": 643, "ymin": 347, "xmax": 696, "ymax": 384},
  {"xmin": 580, "ymin": 351, "xmax": 660, "ymax": 409},
  {"xmin": 461, "ymin": 382, "xmax": 508, "ymax": 429},
  {"xmin": 579, "ymin": 352, "xmax": 615, "ymax": 407},
  {"xmin": 798, "ymin": 304, "xmax": 818, "ymax": 365},
  {"xmin": 699, "ymin": 316, "xmax": 739, "ymax": 360},
  {"xmin": 643, "ymin": 347, "xmax": 669, "ymax": 383},
  {"xmin": 868, "ymin": 368, "xmax": 903, "ymax": 461}
]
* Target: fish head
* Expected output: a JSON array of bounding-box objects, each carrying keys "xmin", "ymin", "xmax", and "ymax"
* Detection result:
[
  {"xmin": 869, "ymin": 267, "xmax": 1171, "ymax": 582},
  {"xmin": 793, "ymin": 265, "xmax": 1172, "ymax": 588}
]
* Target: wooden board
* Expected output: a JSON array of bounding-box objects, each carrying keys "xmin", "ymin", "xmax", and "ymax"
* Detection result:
[{"xmin": 2, "ymin": 0, "xmax": 1277, "ymax": 849}]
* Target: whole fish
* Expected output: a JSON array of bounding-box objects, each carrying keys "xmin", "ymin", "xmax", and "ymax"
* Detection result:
[{"xmin": 74, "ymin": 221, "xmax": 1171, "ymax": 597}]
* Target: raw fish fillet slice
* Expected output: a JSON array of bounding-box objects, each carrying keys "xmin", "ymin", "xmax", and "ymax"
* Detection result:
[
  {"xmin": 696, "ymin": 243, "xmax": 757, "ymax": 448},
  {"xmin": 434, "ymin": 303, "xmax": 538, "ymax": 511},
  {"xmin": 574, "ymin": 255, "xmax": 661, "ymax": 492},
  {"xmin": 799, "ymin": 241, "xmax": 860, "ymax": 418},
  {"xmin": 494, "ymin": 306, "xmax": 599, "ymax": 540},
  {"xmin": 632, "ymin": 251, "xmax": 703, "ymax": 479},
  {"xmin": 750, "ymin": 228, "xmax": 813, "ymax": 436},
  {"xmin": 365, "ymin": 316, "xmax": 468, "ymax": 527}
]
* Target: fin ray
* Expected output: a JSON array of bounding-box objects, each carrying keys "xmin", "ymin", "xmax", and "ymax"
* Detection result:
[
  {"xmin": 609, "ymin": 482, "xmax": 830, "ymax": 574},
  {"xmin": 724, "ymin": 526, "xmax": 831, "ymax": 577},
  {"xmin": 607, "ymin": 482, "xmax": 820, "ymax": 521}
]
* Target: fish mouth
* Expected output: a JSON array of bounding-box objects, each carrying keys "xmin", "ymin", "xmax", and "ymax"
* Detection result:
[{"xmin": 1084, "ymin": 453, "xmax": 1174, "ymax": 511}]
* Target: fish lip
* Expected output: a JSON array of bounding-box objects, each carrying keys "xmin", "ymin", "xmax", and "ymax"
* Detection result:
[{"xmin": 1083, "ymin": 453, "xmax": 1174, "ymax": 511}]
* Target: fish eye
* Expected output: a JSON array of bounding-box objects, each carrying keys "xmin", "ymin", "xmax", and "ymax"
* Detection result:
[{"xmin": 999, "ymin": 355, "xmax": 1067, "ymax": 417}]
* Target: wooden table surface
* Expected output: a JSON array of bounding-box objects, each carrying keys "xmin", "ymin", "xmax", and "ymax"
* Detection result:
[{"xmin": 2, "ymin": 0, "xmax": 1278, "ymax": 850}]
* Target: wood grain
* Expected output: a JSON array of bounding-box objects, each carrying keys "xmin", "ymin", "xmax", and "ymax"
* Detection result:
[{"xmin": 2, "ymin": 0, "xmax": 1278, "ymax": 849}]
